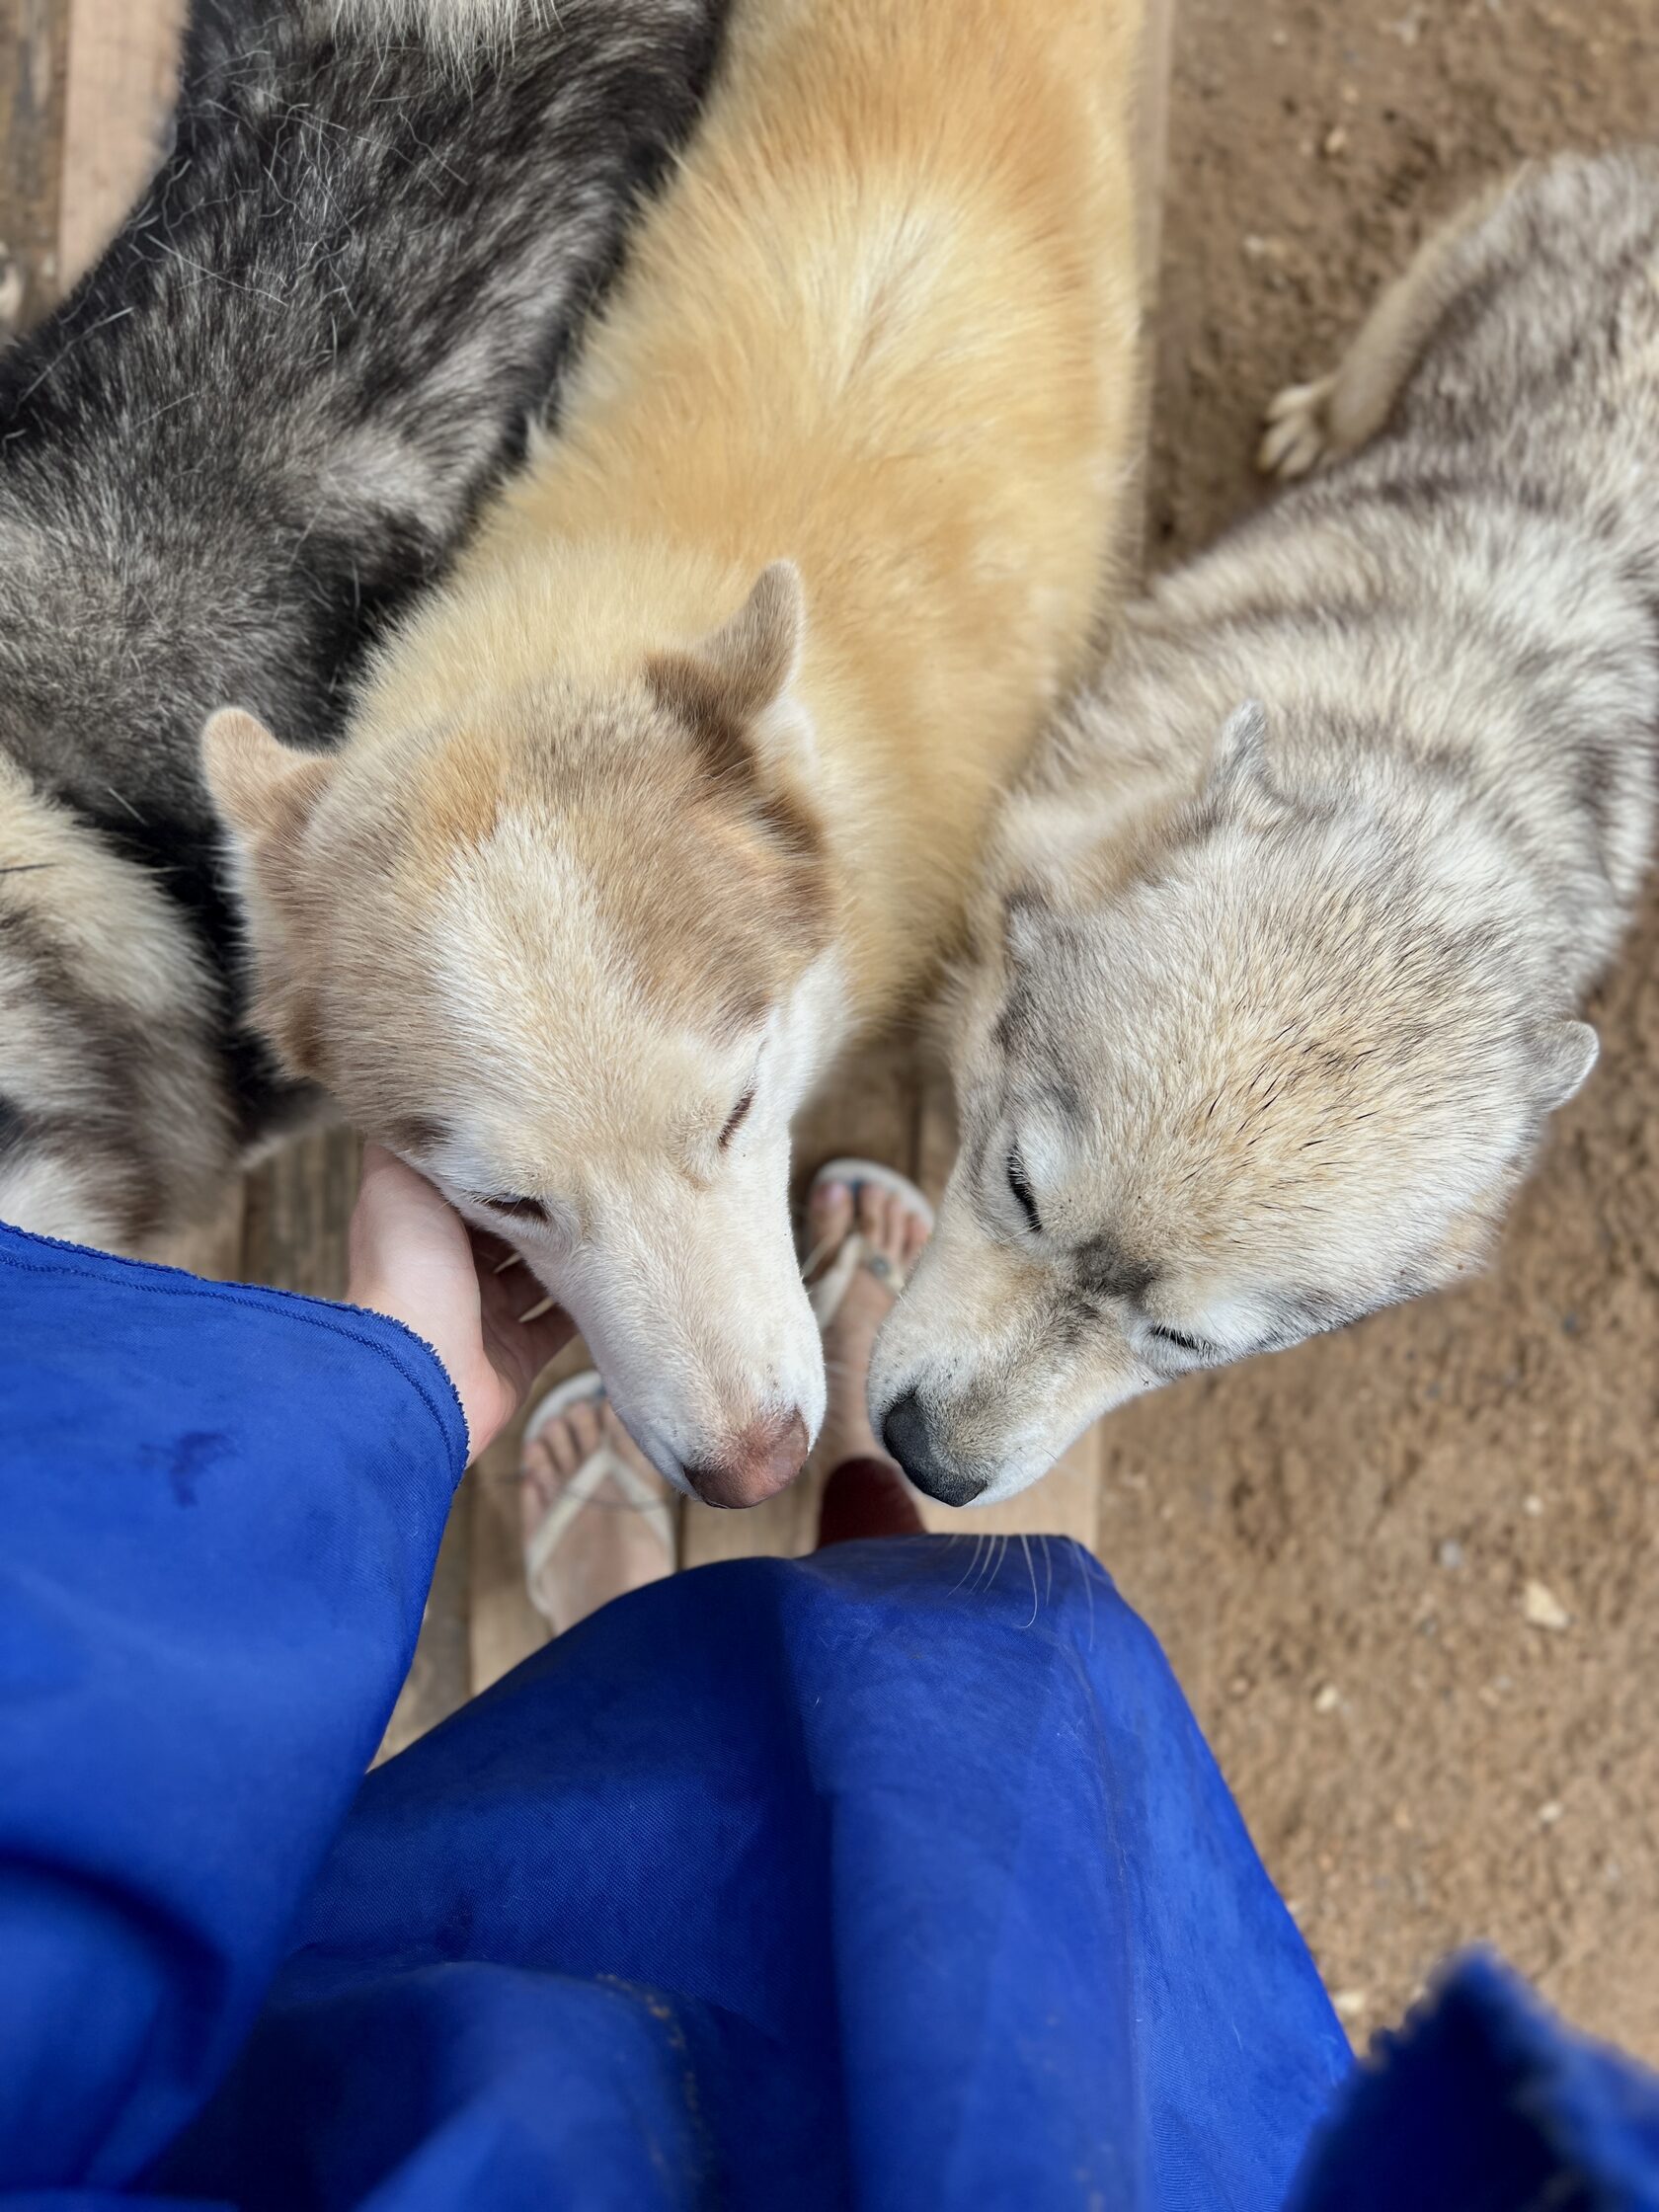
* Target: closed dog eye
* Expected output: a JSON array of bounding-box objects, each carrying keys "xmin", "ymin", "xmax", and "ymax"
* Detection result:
[
  {"xmin": 1147, "ymin": 1323, "xmax": 1216, "ymax": 1360},
  {"xmin": 1006, "ymin": 1146, "xmax": 1042, "ymax": 1234},
  {"xmin": 719, "ymin": 1088, "xmax": 756, "ymax": 1150},
  {"xmin": 479, "ymin": 1192, "xmax": 551, "ymax": 1224}
]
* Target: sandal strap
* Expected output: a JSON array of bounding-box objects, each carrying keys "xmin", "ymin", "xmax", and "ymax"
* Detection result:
[
  {"xmin": 523, "ymin": 1444, "xmax": 676, "ymax": 1589},
  {"xmin": 806, "ymin": 1231, "xmax": 909, "ymax": 1328}
]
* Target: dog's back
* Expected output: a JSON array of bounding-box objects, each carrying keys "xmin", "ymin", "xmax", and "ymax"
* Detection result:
[{"xmin": 406, "ymin": 0, "xmax": 1145, "ymax": 1020}]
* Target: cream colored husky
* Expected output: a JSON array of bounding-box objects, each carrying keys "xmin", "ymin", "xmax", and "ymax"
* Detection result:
[{"xmin": 203, "ymin": 0, "xmax": 1143, "ymax": 1500}]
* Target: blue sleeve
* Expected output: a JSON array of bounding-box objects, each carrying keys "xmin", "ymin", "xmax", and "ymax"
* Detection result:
[
  {"xmin": 1288, "ymin": 1951, "xmax": 1659, "ymax": 2212},
  {"xmin": 0, "ymin": 1223, "xmax": 468, "ymax": 2196}
]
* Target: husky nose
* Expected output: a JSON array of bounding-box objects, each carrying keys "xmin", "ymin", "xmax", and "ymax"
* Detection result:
[
  {"xmin": 686, "ymin": 1410, "xmax": 809, "ymax": 1509},
  {"xmin": 882, "ymin": 1389, "xmax": 987, "ymax": 1507}
]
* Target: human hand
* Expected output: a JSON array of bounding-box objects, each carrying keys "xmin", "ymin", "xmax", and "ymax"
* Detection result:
[{"xmin": 347, "ymin": 1145, "xmax": 574, "ymax": 1461}]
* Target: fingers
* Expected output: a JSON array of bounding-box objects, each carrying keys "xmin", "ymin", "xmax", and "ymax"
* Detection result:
[{"xmin": 473, "ymin": 1228, "xmax": 575, "ymax": 1390}]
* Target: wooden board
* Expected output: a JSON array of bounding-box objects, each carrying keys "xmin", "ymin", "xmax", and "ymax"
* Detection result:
[
  {"xmin": 60, "ymin": 0, "xmax": 184, "ymax": 284},
  {"xmin": 160, "ymin": 1185, "xmax": 250, "ymax": 1286},
  {"xmin": 0, "ymin": 0, "xmax": 69, "ymax": 336},
  {"xmin": 240, "ymin": 1128, "xmax": 361, "ymax": 1301}
]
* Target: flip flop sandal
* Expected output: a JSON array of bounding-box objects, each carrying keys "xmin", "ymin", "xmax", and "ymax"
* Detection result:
[
  {"xmin": 804, "ymin": 1157, "xmax": 935, "ymax": 1329},
  {"xmin": 520, "ymin": 1371, "xmax": 677, "ymax": 1624}
]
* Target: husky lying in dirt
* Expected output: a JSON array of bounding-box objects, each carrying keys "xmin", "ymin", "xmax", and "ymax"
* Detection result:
[
  {"xmin": 0, "ymin": 0, "xmax": 725, "ymax": 1252},
  {"xmin": 873, "ymin": 149, "xmax": 1659, "ymax": 1506},
  {"xmin": 205, "ymin": 0, "xmax": 1144, "ymax": 1505}
]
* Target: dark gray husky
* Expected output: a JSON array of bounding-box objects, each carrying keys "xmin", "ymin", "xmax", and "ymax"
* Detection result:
[{"xmin": 0, "ymin": 0, "xmax": 727, "ymax": 1251}]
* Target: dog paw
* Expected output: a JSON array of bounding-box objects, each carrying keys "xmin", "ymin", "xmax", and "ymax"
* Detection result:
[{"xmin": 1256, "ymin": 374, "xmax": 1338, "ymax": 480}]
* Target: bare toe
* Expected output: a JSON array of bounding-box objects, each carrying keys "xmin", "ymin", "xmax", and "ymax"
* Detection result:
[
  {"xmin": 520, "ymin": 1435, "xmax": 560, "ymax": 1510},
  {"xmin": 811, "ymin": 1173, "xmax": 932, "ymax": 1470},
  {"xmin": 522, "ymin": 1389, "xmax": 676, "ymax": 1636},
  {"xmin": 810, "ymin": 1177, "xmax": 853, "ymax": 1260},
  {"xmin": 565, "ymin": 1398, "xmax": 603, "ymax": 1467},
  {"xmin": 883, "ymin": 1189, "xmax": 912, "ymax": 1262},
  {"xmin": 856, "ymin": 1181, "xmax": 885, "ymax": 1243},
  {"xmin": 539, "ymin": 1412, "xmax": 582, "ymax": 1482},
  {"xmin": 903, "ymin": 1206, "xmax": 930, "ymax": 1266}
]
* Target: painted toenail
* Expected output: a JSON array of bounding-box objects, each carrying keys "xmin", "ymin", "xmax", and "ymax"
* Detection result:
[{"xmin": 820, "ymin": 1180, "xmax": 849, "ymax": 1206}]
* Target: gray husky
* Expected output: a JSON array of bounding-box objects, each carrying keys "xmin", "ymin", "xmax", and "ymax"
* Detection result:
[
  {"xmin": 0, "ymin": 0, "xmax": 726, "ymax": 1251},
  {"xmin": 874, "ymin": 149, "xmax": 1659, "ymax": 1507}
]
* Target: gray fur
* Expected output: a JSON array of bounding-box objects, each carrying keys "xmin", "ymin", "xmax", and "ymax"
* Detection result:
[
  {"xmin": 874, "ymin": 148, "xmax": 1659, "ymax": 1507},
  {"xmin": 0, "ymin": 0, "xmax": 726, "ymax": 1250}
]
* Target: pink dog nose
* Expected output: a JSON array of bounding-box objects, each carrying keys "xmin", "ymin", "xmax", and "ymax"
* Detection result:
[{"xmin": 686, "ymin": 1411, "xmax": 810, "ymax": 1509}]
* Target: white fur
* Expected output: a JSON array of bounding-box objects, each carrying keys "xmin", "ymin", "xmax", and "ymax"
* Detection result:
[
  {"xmin": 407, "ymin": 821, "xmax": 848, "ymax": 1486},
  {"xmin": 329, "ymin": 0, "xmax": 557, "ymax": 50}
]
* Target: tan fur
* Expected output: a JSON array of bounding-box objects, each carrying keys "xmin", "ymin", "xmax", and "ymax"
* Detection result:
[
  {"xmin": 205, "ymin": 0, "xmax": 1144, "ymax": 1499},
  {"xmin": 342, "ymin": 0, "xmax": 1144, "ymax": 1025}
]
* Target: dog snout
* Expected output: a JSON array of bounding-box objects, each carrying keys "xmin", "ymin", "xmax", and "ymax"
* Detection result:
[
  {"xmin": 685, "ymin": 1409, "xmax": 810, "ymax": 1508},
  {"xmin": 881, "ymin": 1389, "xmax": 987, "ymax": 1507}
]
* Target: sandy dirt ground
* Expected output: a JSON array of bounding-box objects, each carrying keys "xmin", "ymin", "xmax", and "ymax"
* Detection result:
[{"xmin": 1112, "ymin": 0, "xmax": 1659, "ymax": 2057}]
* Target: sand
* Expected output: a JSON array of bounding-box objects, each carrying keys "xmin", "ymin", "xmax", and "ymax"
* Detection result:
[{"xmin": 1114, "ymin": 0, "xmax": 1659, "ymax": 2056}]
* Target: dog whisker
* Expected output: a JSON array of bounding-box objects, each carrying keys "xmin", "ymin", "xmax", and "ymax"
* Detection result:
[{"xmin": 947, "ymin": 1534, "xmax": 981, "ymax": 1596}]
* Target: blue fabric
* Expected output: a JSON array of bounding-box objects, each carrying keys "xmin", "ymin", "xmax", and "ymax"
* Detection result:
[
  {"xmin": 2, "ymin": 1221, "xmax": 1657, "ymax": 2211},
  {"xmin": 0, "ymin": 1227, "xmax": 466, "ymax": 2192},
  {"xmin": 1290, "ymin": 1951, "xmax": 1659, "ymax": 2212}
]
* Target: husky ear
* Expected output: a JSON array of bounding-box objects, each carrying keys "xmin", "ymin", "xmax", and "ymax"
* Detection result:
[
  {"xmin": 1209, "ymin": 700, "xmax": 1272, "ymax": 803},
  {"xmin": 199, "ymin": 709, "xmax": 332, "ymax": 1081},
  {"xmin": 1531, "ymin": 1019, "xmax": 1598, "ymax": 1111},
  {"xmin": 648, "ymin": 563, "xmax": 813, "ymax": 785},
  {"xmin": 698, "ymin": 562, "xmax": 805, "ymax": 720},
  {"xmin": 202, "ymin": 707, "xmax": 330, "ymax": 851},
  {"xmin": 1003, "ymin": 890, "xmax": 1051, "ymax": 969}
]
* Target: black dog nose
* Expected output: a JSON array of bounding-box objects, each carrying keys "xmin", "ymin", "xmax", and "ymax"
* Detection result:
[{"xmin": 882, "ymin": 1389, "xmax": 987, "ymax": 1507}]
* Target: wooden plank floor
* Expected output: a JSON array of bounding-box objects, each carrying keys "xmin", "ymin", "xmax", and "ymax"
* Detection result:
[{"xmin": 16, "ymin": 0, "xmax": 1174, "ymax": 1756}]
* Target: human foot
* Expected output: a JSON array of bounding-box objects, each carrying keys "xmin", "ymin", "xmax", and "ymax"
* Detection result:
[
  {"xmin": 519, "ymin": 1379, "xmax": 675, "ymax": 1632},
  {"xmin": 805, "ymin": 1173, "xmax": 931, "ymax": 1471}
]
